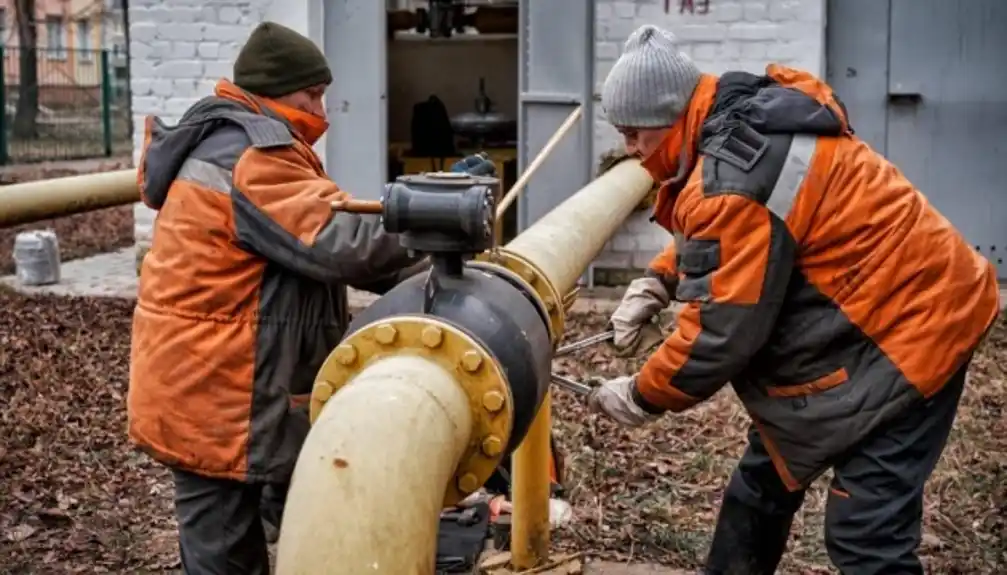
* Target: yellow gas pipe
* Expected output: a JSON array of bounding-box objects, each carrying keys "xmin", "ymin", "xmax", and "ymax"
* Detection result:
[
  {"xmin": 277, "ymin": 158, "xmax": 653, "ymax": 574},
  {"xmin": 0, "ymin": 169, "xmax": 138, "ymax": 227}
]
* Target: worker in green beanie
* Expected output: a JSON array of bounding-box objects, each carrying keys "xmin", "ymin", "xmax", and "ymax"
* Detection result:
[{"xmin": 128, "ymin": 20, "xmax": 455, "ymax": 574}]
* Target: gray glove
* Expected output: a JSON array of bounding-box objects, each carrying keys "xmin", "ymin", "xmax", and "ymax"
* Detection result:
[
  {"xmin": 587, "ymin": 374, "xmax": 660, "ymax": 428},
  {"xmin": 609, "ymin": 276, "xmax": 670, "ymax": 356}
]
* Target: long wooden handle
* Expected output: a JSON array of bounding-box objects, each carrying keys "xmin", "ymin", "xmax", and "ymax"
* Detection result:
[
  {"xmin": 330, "ymin": 199, "xmax": 384, "ymax": 214},
  {"xmin": 495, "ymin": 105, "xmax": 584, "ymax": 221}
]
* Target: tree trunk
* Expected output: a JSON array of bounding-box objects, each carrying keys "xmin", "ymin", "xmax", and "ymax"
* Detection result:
[
  {"xmin": 13, "ymin": 0, "xmax": 38, "ymax": 139},
  {"xmin": 121, "ymin": 0, "xmax": 133, "ymax": 138}
]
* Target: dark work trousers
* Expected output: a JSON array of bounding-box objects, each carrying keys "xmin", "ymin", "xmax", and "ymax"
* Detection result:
[
  {"xmin": 172, "ymin": 468, "xmax": 290, "ymax": 575},
  {"xmin": 705, "ymin": 361, "xmax": 969, "ymax": 575}
]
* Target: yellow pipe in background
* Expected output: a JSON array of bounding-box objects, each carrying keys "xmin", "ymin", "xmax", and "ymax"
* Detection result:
[
  {"xmin": 0, "ymin": 169, "xmax": 138, "ymax": 227},
  {"xmin": 275, "ymin": 354, "xmax": 474, "ymax": 574}
]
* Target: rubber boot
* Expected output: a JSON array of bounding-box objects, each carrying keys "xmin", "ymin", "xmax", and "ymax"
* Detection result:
[{"xmin": 703, "ymin": 495, "xmax": 795, "ymax": 575}]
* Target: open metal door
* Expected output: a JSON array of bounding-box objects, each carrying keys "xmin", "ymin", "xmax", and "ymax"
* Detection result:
[{"xmin": 516, "ymin": 0, "xmax": 595, "ymax": 231}]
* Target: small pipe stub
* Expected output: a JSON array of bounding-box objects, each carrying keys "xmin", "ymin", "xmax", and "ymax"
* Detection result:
[{"xmin": 313, "ymin": 316, "xmax": 514, "ymax": 507}]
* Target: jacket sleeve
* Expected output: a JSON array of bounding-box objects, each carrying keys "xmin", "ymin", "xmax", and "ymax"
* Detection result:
[
  {"xmin": 230, "ymin": 146, "xmax": 421, "ymax": 284},
  {"xmin": 644, "ymin": 236, "xmax": 680, "ymax": 297},
  {"xmin": 633, "ymin": 192, "xmax": 796, "ymax": 413}
]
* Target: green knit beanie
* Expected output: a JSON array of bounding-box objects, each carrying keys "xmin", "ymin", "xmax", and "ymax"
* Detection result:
[{"xmin": 233, "ymin": 22, "xmax": 332, "ymax": 98}]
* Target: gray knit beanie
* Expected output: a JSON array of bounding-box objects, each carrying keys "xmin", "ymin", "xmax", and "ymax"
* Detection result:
[{"xmin": 601, "ymin": 25, "xmax": 703, "ymax": 128}]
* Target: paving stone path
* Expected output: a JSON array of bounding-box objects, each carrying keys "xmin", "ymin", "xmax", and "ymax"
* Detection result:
[{"xmin": 0, "ymin": 246, "xmax": 627, "ymax": 315}]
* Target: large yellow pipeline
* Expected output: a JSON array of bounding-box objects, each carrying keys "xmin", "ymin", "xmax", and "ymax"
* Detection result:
[
  {"xmin": 275, "ymin": 354, "xmax": 473, "ymax": 574},
  {"xmin": 0, "ymin": 153, "xmax": 655, "ymax": 572},
  {"xmin": 0, "ymin": 169, "xmax": 137, "ymax": 227},
  {"xmin": 277, "ymin": 158, "xmax": 654, "ymax": 574}
]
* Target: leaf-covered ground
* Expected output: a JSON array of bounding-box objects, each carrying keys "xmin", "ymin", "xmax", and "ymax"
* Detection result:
[{"xmin": 0, "ymin": 288, "xmax": 1004, "ymax": 574}]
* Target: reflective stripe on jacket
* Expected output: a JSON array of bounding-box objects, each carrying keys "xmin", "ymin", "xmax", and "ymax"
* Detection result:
[
  {"xmin": 128, "ymin": 80, "xmax": 420, "ymax": 483},
  {"xmin": 637, "ymin": 65, "xmax": 1000, "ymax": 490}
]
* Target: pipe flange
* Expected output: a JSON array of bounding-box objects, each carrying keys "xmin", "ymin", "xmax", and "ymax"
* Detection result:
[
  {"xmin": 473, "ymin": 249, "xmax": 565, "ymax": 345},
  {"xmin": 312, "ymin": 316, "xmax": 513, "ymax": 507}
]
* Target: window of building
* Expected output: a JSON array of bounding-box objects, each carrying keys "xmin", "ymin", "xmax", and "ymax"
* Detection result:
[
  {"xmin": 46, "ymin": 16, "xmax": 67, "ymax": 60},
  {"xmin": 77, "ymin": 19, "xmax": 92, "ymax": 61}
]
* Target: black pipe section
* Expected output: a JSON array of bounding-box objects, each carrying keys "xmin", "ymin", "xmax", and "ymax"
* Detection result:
[
  {"xmin": 347, "ymin": 262, "xmax": 552, "ymax": 457},
  {"xmin": 350, "ymin": 171, "xmax": 552, "ymax": 457}
]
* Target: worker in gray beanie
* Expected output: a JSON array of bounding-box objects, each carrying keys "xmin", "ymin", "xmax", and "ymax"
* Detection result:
[
  {"xmin": 601, "ymin": 25, "xmax": 702, "ymax": 132},
  {"xmin": 589, "ymin": 23, "xmax": 998, "ymax": 575}
]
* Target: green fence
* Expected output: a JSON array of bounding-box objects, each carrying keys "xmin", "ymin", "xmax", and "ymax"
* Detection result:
[{"xmin": 0, "ymin": 46, "xmax": 132, "ymax": 165}]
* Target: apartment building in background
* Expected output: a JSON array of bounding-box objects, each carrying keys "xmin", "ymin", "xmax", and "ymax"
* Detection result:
[{"xmin": 0, "ymin": 0, "xmax": 127, "ymax": 106}]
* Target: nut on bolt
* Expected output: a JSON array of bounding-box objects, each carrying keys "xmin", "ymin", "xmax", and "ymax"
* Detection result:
[
  {"xmin": 313, "ymin": 381, "xmax": 335, "ymax": 402},
  {"xmin": 333, "ymin": 344, "xmax": 357, "ymax": 366},
  {"xmin": 481, "ymin": 435, "xmax": 503, "ymax": 456},
  {"xmin": 374, "ymin": 323, "xmax": 398, "ymax": 345},
  {"xmin": 420, "ymin": 325, "xmax": 444, "ymax": 348},
  {"xmin": 482, "ymin": 391, "xmax": 505, "ymax": 413},
  {"xmin": 457, "ymin": 473, "xmax": 480, "ymax": 493},
  {"xmin": 460, "ymin": 350, "xmax": 483, "ymax": 372}
]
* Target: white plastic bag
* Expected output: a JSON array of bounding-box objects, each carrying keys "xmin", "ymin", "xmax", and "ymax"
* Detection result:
[{"xmin": 13, "ymin": 229, "xmax": 61, "ymax": 286}]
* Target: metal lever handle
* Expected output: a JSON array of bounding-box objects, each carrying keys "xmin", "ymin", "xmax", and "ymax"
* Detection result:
[
  {"xmin": 550, "ymin": 373, "xmax": 594, "ymax": 396},
  {"xmin": 330, "ymin": 199, "xmax": 384, "ymax": 214},
  {"xmin": 887, "ymin": 92, "xmax": 922, "ymax": 105},
  {"xmin": 554, "ymin": 330, "xmax": 614, "ymax": 357}
]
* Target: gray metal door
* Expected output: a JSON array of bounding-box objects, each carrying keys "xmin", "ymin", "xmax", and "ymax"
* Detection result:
[
  {"xmin": 516, "ymin": 0, "xmax": 594, "ymax": 230},
  {"xmin": 827, "ymin": 0, "xmax": 1007, "ymax": 278},
  {"xmin": 323, "ymin": 0, "xmax": 387, "ymax": 200}
]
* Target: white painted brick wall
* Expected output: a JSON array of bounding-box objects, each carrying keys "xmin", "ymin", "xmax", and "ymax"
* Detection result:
[
  {"xmin": 593, "ymin": 0, "xmax": 827, "ymax": 271},
  {"xmin": 129, "ymin": 0, "xmax": 827, "ymax": 280},
  {"xmin": 129, "ymin": 0, "xmax": 320, "ymax": 249}
]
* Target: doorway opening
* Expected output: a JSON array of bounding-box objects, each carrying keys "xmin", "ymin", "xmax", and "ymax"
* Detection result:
[{"xmin": 385, "ymin": 0, "xmax": 521, "ymax": 244}]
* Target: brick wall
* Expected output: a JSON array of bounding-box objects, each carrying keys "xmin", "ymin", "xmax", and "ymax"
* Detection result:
[
  {"xmin": 129, "ymin": 0, "xmax": 827, "ymax": 282},
  {"xmin": 591, "ymin": 0, "xmax": 826, "ymax": 281}
]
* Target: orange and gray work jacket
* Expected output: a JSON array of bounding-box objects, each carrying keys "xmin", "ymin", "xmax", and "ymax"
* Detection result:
[
  {"xmin": 128, "ymin": 80, "xmax": 423, "ymax": 483},
  {"xmin": 632, "ymin": 65, "xmax": 1001, "ymax": 491}
]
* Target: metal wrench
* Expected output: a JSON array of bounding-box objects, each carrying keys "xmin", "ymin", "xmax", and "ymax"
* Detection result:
[
  {"xmin": 554, "ymin": 330, "xmax": 615, "ymax": 357},
  {"xmin": 550, "ymin": 373, "xmax": 594, "ymax": 396}
]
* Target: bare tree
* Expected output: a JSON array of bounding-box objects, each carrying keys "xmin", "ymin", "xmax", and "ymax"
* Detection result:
[{"xmin": 13, "ymin": 0, "xmax": 39, "ymax": 138}]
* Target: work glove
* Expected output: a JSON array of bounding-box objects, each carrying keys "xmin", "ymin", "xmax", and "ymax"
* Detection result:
[
  {"xmin": 609, "ymin": 276, "xmax": 671, "ymax": 357},
  {"xmin": 450, "ymin": 152, "xmax": 497, "ymax": 177},
  {"xmin": 587, "ymin": 374, "xmax": 661, "ymax": 428}
]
